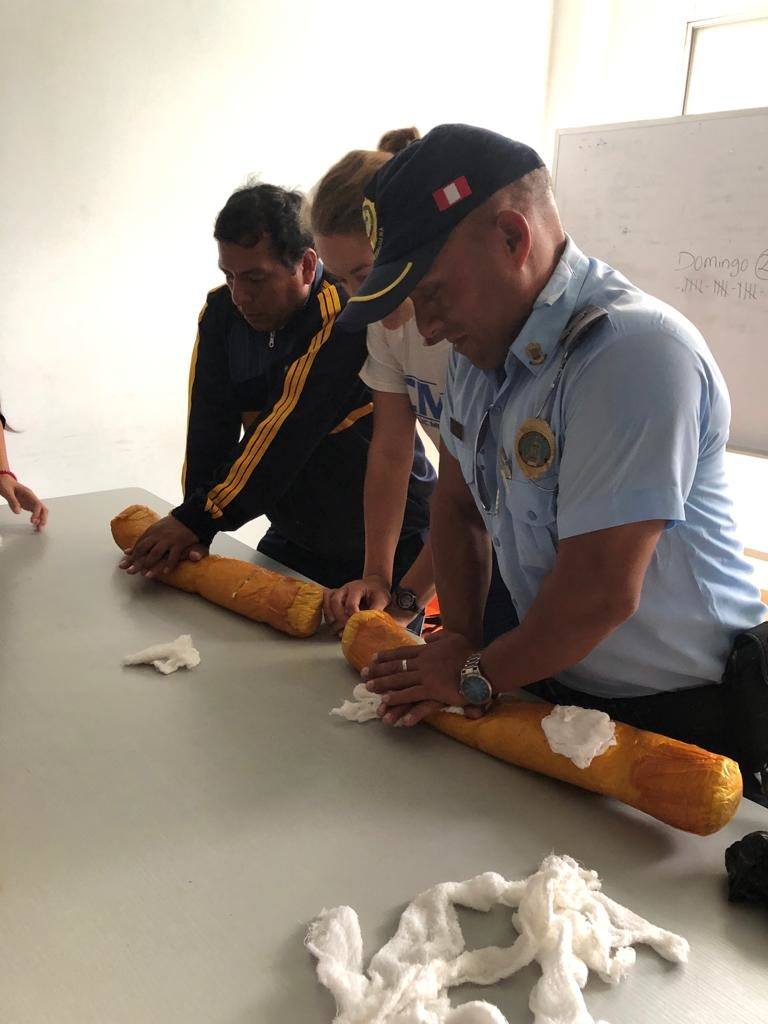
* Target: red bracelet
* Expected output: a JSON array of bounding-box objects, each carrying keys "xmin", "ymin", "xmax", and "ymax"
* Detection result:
[{"xmin": 0, "ymin": 469, "xmax": 17, "ymax": 482}]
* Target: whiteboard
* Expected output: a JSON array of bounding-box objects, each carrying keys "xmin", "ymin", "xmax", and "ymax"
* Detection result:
[{"xmin": 553, "ymin": 107, "xmax": 768, "ymax": 455}]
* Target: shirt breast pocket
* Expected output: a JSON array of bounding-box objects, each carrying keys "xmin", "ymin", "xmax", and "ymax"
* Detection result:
[{"xmin": 503, "ymin": 479, "xmax": 558, "ymax": 570}]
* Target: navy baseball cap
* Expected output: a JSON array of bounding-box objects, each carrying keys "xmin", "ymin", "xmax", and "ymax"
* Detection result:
[{"xmin": 337, "ymin": 123, "xmax": 544, "ymax": 329}]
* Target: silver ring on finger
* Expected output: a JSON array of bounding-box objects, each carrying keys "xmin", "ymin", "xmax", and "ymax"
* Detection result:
[{"xmin": 401, "ymin": 658, "xmax": 409, "ymax": 673}]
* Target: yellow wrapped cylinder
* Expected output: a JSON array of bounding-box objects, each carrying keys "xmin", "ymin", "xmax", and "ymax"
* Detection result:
[
  {"xmin": 341, "ymin": 610, "xmax": 742, "ymax": 836},
  {"xmin": 111, "ymin": 504, "xmax": 323, "ymax": 638}
]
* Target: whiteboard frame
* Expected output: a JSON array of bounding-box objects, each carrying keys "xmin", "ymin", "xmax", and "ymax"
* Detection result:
[
  {"xmin": 551, "ymin": 105, "xmax": 768, "ymax": 459},
  {"xmin": 552, "ymin": 104, "xmax": 768, "ymax": 192}
]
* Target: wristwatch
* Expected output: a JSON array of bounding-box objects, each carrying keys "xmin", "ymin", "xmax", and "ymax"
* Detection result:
[
  {"xmin": 459, "ymin": 653, "xmax": 494, "ymax": 707},
  {"xmin": 392, "ymin": 586, "xmax": 421, "ymax": 614}
]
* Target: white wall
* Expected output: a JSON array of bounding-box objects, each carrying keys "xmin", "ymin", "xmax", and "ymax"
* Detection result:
[
  {"xmin": 0, "ymin": 0, "xmax": 553, "ymax": 533},
  {"xmin": 2, "ymin": 0, "xmax": 766, "ymax": 574},
  {"xmin": 543, "ymin": 0, "xmax": 767, "ymax": 153}
]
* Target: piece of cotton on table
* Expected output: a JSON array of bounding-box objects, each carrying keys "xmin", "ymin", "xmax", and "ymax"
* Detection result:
[
  {"xmin": 331, "ymin": 683, "xmax": 383, "ymax": 723},
  {"xmin": 306, "ymin": 853, "xmax": 688, "ymax": 1024},
  {"xmin": 331, "ymin": 683, "xmax": 465, "ymax": 724},
  {"xmin": 123, "ymin": 634, "xmax": 201, "ymax": 675}
]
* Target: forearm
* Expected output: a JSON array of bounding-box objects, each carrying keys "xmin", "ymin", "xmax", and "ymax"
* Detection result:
[
  {"xmin": 431, "ymin": 491, "xmax": 491, "ymax": 648},
  {"xmin": 480, "ymin": 563, "xmax": 635, "ymax": 692},
  {"xmin": 362, "ymin": 443, "xmax": 412, "ymax": 581},
  {"xmin": 0, "ymin": 428, "xmax": 10, "ymax": 471},
  {"xmin": 397, "ymin": 535, "xmax": 436, "ymax": 608}
]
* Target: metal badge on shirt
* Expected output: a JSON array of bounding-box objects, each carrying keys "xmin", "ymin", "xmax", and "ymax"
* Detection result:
[
  {"xmin": 510, "ymin": 305, "xmax": 608, "ymax": 483},
  {"xmin": 514, "ymin": 418, "xmax": 557, "ymax": 480}
]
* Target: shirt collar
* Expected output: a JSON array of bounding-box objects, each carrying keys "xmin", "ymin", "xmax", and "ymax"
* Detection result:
[
  {"xmin": 270, "ymin": 260, "xmax": 324, "ymax": 341},
  {"xmin": 506, "ymin": 236, "xmax": 591, "ymax": 378}
]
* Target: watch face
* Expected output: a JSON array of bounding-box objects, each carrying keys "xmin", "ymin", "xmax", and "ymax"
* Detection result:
[
  {"xmin": 395, "ymin": 590, "xmax": 418, "ymax": 611},
  {"xmin": 461, "ymin": 673, "xmax": 492, "ymax": 706}
]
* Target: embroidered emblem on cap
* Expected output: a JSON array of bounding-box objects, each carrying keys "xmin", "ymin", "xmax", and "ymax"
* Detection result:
[
  {"xmin": 525, "ymin": 341, "xmax": 546, "ymax": 366},
  {"xmin": 433, "ymin": 176, "xmax": 472, "ymax": 212},
  {"xmin": 362, "ymin": 197, "xmax": 381, "ymax": 257}
]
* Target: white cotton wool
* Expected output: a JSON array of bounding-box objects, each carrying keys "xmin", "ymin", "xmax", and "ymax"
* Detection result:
[
  {"xmin": 331, "ymin": 684, "xmax": 464, "ymax": 725},
  {"xmin": 306, "ymin": 853, "xmax": 689, "ymax": 1024},
  {"xmin": 331, "ymin": 683, "xmax": 383, "ymax": 723},
  {"xmin": 541, "ymin": 705, "xmax": 617, "ymax": 769},
  {"xmin": 123, "ymin": 634, "xmax": 201, "ymax": 675}
]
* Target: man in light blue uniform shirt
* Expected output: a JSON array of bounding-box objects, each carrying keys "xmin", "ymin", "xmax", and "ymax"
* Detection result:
[
  {"xmin": 440, "ymin": 234, "xmax": 764, "ymax": 699},
  {"xmin": 339, "ymin": 124, "xmax": 766, "ymax": 786}
]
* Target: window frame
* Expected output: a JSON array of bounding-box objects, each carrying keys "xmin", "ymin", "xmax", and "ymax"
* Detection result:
[{"xmin": 682, "ymin": 9, "xmax": 768, "ymax": 115}]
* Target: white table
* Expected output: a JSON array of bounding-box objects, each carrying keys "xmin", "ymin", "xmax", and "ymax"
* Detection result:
[{"xmin": 1, "ymin": 488, "xmax": 766, "ymax": 1023}]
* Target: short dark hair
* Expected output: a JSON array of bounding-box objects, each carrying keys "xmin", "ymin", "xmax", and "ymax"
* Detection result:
[{"xmin": 213, "ymin": 182, "xmax": 313, "ymax": 268}]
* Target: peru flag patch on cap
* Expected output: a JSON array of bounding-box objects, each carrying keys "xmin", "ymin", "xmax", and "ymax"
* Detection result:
[{"xmin": 432, "ymin": 176, "xmax": 472, "ymax": 212}]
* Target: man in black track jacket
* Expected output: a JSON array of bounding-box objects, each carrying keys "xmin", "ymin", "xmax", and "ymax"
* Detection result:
[{"xmin": 120, "ymin": 183, "xmax": 434, "ymax": 588}]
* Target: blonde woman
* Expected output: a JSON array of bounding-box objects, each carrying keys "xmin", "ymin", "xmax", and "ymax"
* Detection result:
[{"xmin": 312, "ymin": 130, "xmax": 515, "ymax": 640}]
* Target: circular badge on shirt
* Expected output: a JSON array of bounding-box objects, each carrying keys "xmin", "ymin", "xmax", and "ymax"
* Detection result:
[{"xmin": 515, "ymin": 418, "xmax": 556, "ymax": 480}]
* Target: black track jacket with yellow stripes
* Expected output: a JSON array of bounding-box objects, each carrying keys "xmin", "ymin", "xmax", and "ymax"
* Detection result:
[{"xmin": 172, "ymin": 268, "xmax": 434, "ymax": 560}]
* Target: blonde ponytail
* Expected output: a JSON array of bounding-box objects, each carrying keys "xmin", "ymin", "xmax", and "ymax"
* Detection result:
[{"xmin": 310, "ymin": 127, "xmax": 421, "ymax": 237}]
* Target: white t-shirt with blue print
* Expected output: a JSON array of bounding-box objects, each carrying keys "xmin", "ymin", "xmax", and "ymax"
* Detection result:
[
  {"xmin": 441, "ymin": 236, "xmax": 766, "ymax": 698},
  {"xmin": 361, "ymin": 319, "xmax": 450, "ymax": 449}
]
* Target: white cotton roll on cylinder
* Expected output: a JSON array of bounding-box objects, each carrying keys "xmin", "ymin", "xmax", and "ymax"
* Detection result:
[{"xmin": 541, "ymin": 706, "xmax": 618, "ymax": 769}]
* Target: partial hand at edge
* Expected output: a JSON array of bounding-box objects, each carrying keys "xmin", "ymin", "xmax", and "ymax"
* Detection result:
[{"xmin": 0, "ymin": 477, "xmax": 49, "ymax": 530}]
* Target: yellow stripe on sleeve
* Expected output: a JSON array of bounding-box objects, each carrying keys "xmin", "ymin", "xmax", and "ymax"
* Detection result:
[
  {"xmin": 325, "ymin": 282, "xmax": 342, "ymax": 315},
  {"xmin": 329, "ymin": 402, "xmax": 374, "ymax": 434},
  {"xmin": 201, "ymin": 282, "xmax": 342, "ymax": 517},
  {"xmin": 204, "ymin": 318, "xmax": 336, "ymax": 515},
  {"xmin": 204, "ymin": 354, "xmax": 307, "ymax": 513},
  {"xmin": 180, "ymin": 300, "xmax": 208, "ymax": 491}
]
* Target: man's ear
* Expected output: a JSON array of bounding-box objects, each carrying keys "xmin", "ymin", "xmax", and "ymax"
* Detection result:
[
  {"xmin": 300, "ymin": 248, "xmax": 318, "ymax": 285},
  {"xmin": 496, "ymin": 209, "xmax": 531, "ymax": 268}
]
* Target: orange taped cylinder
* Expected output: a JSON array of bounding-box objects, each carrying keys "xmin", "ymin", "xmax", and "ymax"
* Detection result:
[
  {"xmin": 111, "ymin": 504, "xmax": 323, "ymax": 638},
  {"xmin": 341, "ymin": 610, "xmax": 742, "ymax": 835}
]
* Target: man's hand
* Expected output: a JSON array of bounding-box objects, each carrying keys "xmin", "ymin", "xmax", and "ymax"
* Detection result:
[
  {"xmin": 362, "ymin": 629, "xmax": 484, "ymax": 727},
  {"xmin": 118, "ymin": 514, "xmax": 207, "ymax": 577},
  {"xmin": 323, "ymin": 574, "xmax": 392, "ymax": 636},
  {"xmin": 0, "ymin": 477, "xmax": 48, "ymax": 530}
]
